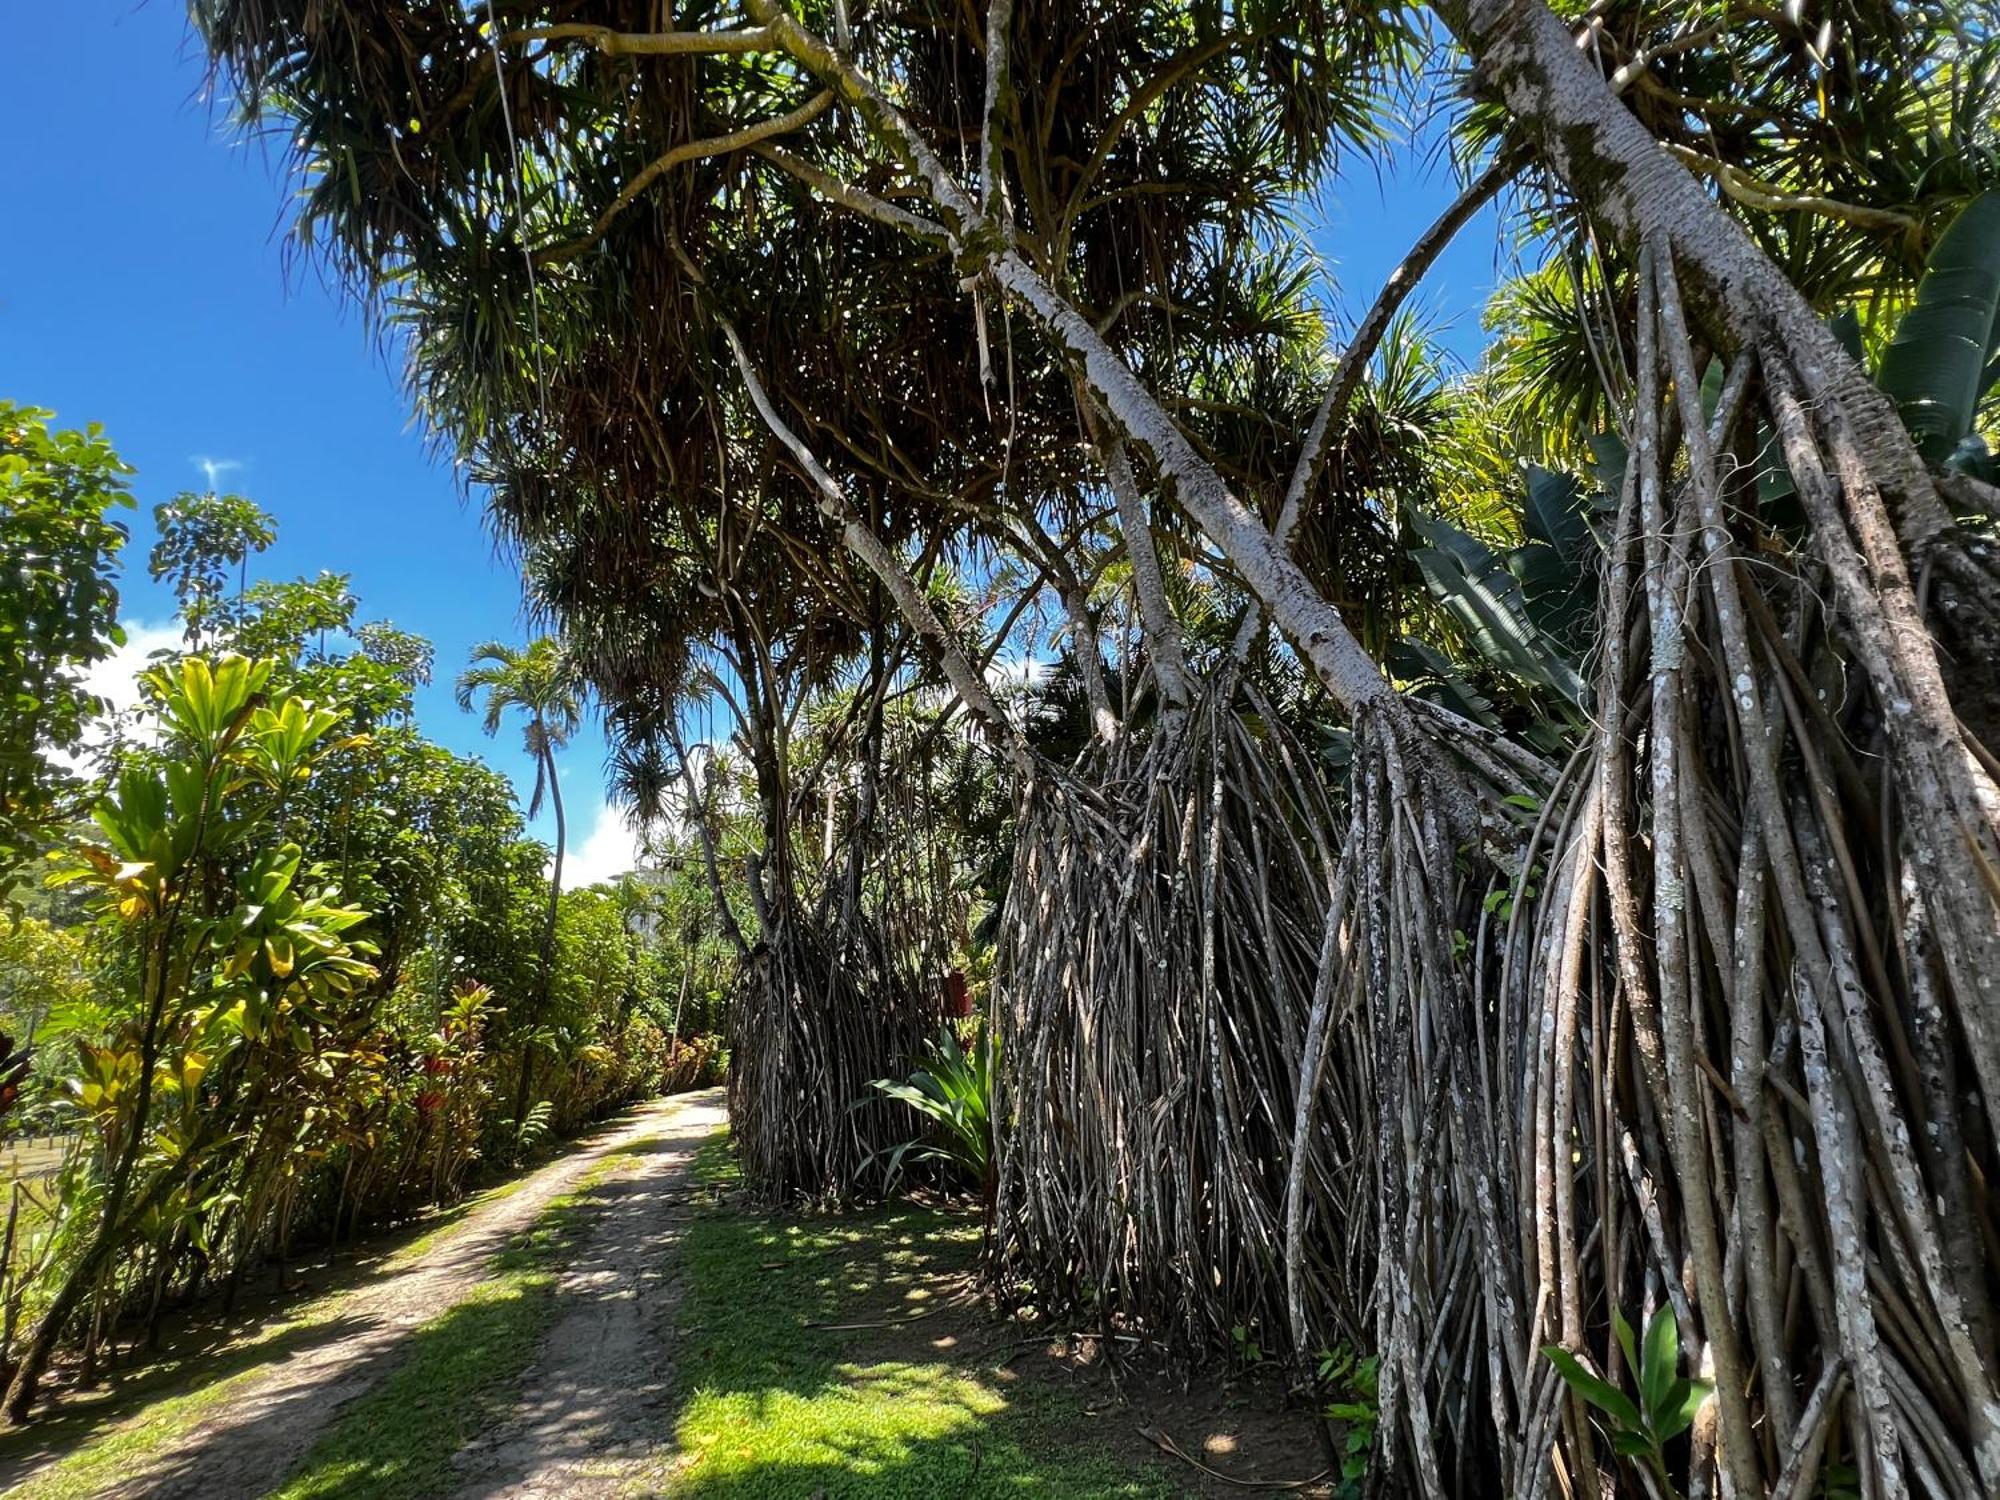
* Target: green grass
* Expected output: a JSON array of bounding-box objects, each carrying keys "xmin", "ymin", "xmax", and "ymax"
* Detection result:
[
  {"xmin": 268, "ymin": 1147, "xmax": 642, "ymax": 1500},
  {"xmin": 0, "ymin": 1280, "xmax": 362, "ymax": 1500},
  {"xmin": 378, "ymin": 1170, "xmax": 536, "ymax": 1267},
  {"xmin": 0, "ymin": 1145, "xmax": 645, "ymax": 1500},
  {"xmin": 660, "ymin": 1137, "xmax": 1183, "ymax": 1499}
]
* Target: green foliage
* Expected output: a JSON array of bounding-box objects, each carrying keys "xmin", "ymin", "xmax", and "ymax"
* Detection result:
[
  {"xmin": 1, "ymin": 491, "xmax": 713, "ymax": 1409},
  {"xmin": 1543, "ymin": 1305, "xmax": 1712, "ymax": 1499},
  {"xmin": 1398, "ymin": 459, "xmax": 1601, "ymax": 749},
  {"xmin": 0, "ymin": 919, "xmax": 95, "ymax": 1045},
  {"xmin": 1876, "ymin": 190, "xmax": 2000, "ymax": 472},
  {"xmin": 147, "ymin": 491, "xmax": 275, "ymax": 648},
  {"xmin": 1407, "ymin": 506, "xmax": 1586, "ymax": 709},
  {"xmin": 0, "ymin": 404, "xmax": 133, "ymax": 885},
  {"xmin": 663, "ymin": 1032, "xmax": 729, "ymax": 1092},
  {"xmin": 867, "ymin": 1025, "xmax": 996, "ymax": 1199},
  {"xmin": 1317, "ymin": 1344, "xmax": 1381, "ymax": 1500}
]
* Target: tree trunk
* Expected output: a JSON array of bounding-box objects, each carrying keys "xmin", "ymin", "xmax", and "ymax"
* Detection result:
[
  {"xmin": 721, "ymin": 318, "xmax": 1036, "ymax": 778},
  {"xmin": 747, "ymin": 0, "xmax": 1463, "ymax": 810},
  {"xmin": 514, "ymin": 735, "xmax": 566, "ymax": 1132},
  {"xmin": 1081, "ymin": 399, "xmax": 1191, "ymax": 731},
  {"xmin": 1441, "ymin": 0, "xmax": 2000, "ymax": 1208},
  {"xmin": 1437, "ymin": 0, "xmax": 1946, "ymax": 535},
  {"xmin": 543, "ymin": 735, "xmax": 567, "ymax": 967},
  {"xmin": 667, "ymin": 719, "xmax": 750, "ymax": 960},
  {"xmin": 5, "ymin": 933, "xmax": 178, "ymax": 1423}
]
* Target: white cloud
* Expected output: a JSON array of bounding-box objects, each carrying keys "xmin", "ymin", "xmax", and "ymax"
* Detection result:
[
  {"xmin": 48, "ymin": 619, "xmax": 184, "ymax": 772},
  {"xmin": 86, "ymin": 620, "xmax": 183, "ymax": 719},
  {"xmin": 987, "ymin": 655, "xmax": 1048, "ymax": 689},
  {"xmin": 190, "ymin": 456, "xmax": 244, "ymax": 490},
  {"xmin": 558, "ymin": 799, "xmax": 648, "ymax": 890}
]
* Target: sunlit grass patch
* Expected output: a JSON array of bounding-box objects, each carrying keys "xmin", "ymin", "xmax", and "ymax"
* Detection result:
[{"xmin": 661, "ymin": 1139, "xmax": 1179, "ymax": 1499}]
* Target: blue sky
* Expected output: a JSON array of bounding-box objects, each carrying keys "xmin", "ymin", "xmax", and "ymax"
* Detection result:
[
  {"xmin": 4, "ymin": 5, "xmax": 1509, "ymax": 884},
  {"xmin": 2, "ymin": 3, "xmax": 646, "ymax": 886}
]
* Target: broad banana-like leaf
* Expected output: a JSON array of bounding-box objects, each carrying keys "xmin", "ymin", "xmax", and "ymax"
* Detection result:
[
  {"xmin": 1586, "ymin": 433, "xmax": 1628, "ymax": 503},
  {"xmin": 1521, "ymin": 464, "xmax": 1594, "ymax": 561},
  {"xmin": 1386, "ymin": 638, "xmax": 1503, "ymax": 731},
  {"xmin": 1514, "ymin": 467, "xmax": 1599, "ymax": 653},
  {"xmin": 1409, "ymin": 511, "xmax": 1587, "ymax": 708},
  {"xmin": 1877, "ymin": 190, "xmax": 2000, "ymax": 464}
]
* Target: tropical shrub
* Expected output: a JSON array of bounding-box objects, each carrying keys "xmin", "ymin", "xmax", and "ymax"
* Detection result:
[
  {"xmin": 0, "ymin": 404, "xmax": 132, "ymax": 890},
  {"xmin": 1544, "ymin": 1307, "xmax": 1712, "ymax": 1500},
  {"xmin": 0, "ymin": 482, "xmax": 725, "ymax": 1416},
  {"xmin": 661, "ymin": 1033, "xmax": 728, "ymax": 1094},
  {"xmin": 867, "ymin": 1024, "xmax": 997, "ymax": 1205}
]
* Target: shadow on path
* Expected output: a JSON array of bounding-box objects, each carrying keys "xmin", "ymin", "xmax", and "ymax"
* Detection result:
[
  {"xmin": 0, "ymin": 1091, "xmax": 723, "ymax": 1500},
  {"xmin": 446, "ymin": 1092, "xmax": 727, "ymax": 1499}
]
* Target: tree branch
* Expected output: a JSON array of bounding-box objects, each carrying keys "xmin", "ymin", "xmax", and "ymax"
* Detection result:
[
  {"xmin": 503, "ymin": 24, "xmax": 776, "ymax": 57},
  {"xmin": 742, "ymin": 0, "xmax": 1422, "ymax": 742},
  {"xmin": 717, "ymin": 317, "xmax": 1035, "ymax": 777},
  {"xmin": 749, "ymin": 145, "xmax": 952, "ymax": 246},
  {"xmin": 1664, "ymin": 144, "xmax": 1918, "ymax": 234},
  {"xmin": 537, "ymin": 93, "xmax": 834, "ymax": 266},
  {"xmin": 1080, "ymin": 397, "xmax": 1191, "ymax": 729},
  {"xmin": 978, "ymin": 0, "xmax": 1014, "ymax": 216}
]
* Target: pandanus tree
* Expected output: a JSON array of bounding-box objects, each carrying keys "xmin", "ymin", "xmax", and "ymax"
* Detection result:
[
  {"xmin": 198, "ymin": 1, "xmax": 2000, "ymax": 1493},
  {"xmin": 454, "ymin": 636, "xmax": 582, "ymax": 1123}
]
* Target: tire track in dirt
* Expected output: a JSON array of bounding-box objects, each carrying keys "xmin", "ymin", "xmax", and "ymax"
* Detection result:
[
  {"xmin": 445, "ymin": 1091, "xmax": 725, "ymax": 1499},
  {"xmin": 10, "ymin": 1090, "xmax": 723, "ymax": 1500}
]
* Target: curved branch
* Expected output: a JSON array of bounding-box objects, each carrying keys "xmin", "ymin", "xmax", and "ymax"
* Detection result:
[
  {"xmin": 743, "ymin": 1, "xmax": 1419, "ymax": 737},
  {"xmin": 503, "ymin": 24, "xmax": 776, "ymax": 57},
  {"xmin": 718, "ymin": 319, "xmax": 1036, "ymax": 777},
  {"xmin": 1664, "ymin": 144, "xmax": 1919, "ymax": 234},
  {"xmin": 537, "ymin": 92, "xmax": 834, "ymax": 267},
  {"xmin": 1230, "ymin": 149, "xmax": 1517, "ymax": 660},
  {"xmin": 749, "ymin": 145, "xmax": 952, "ymax": 246}
]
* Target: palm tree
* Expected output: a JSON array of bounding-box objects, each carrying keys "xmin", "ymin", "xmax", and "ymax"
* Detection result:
[{"xmin": 455, "ymin": 637, "xmax": 582, "ymax": 1124}]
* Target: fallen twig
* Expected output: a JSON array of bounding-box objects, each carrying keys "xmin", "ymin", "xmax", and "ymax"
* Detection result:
[{"xmin": 1137, "ymin": 1423, "xmax": 1330, "ymax": 1491}]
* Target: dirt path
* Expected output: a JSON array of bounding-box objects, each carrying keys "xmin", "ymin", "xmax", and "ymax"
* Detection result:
[
  {"xmin": 446, "ymin": 1093, "xmax": 722, "ymax": 1499},
  {"xmin": 26, "ymin": 1089, "xmax": 723, "ymax": 1500}
]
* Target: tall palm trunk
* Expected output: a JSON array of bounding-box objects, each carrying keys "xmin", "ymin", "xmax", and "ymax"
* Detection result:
[{"xmin": 515, "ymin": 731, "xmax": 565, "ymax": 1129}]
